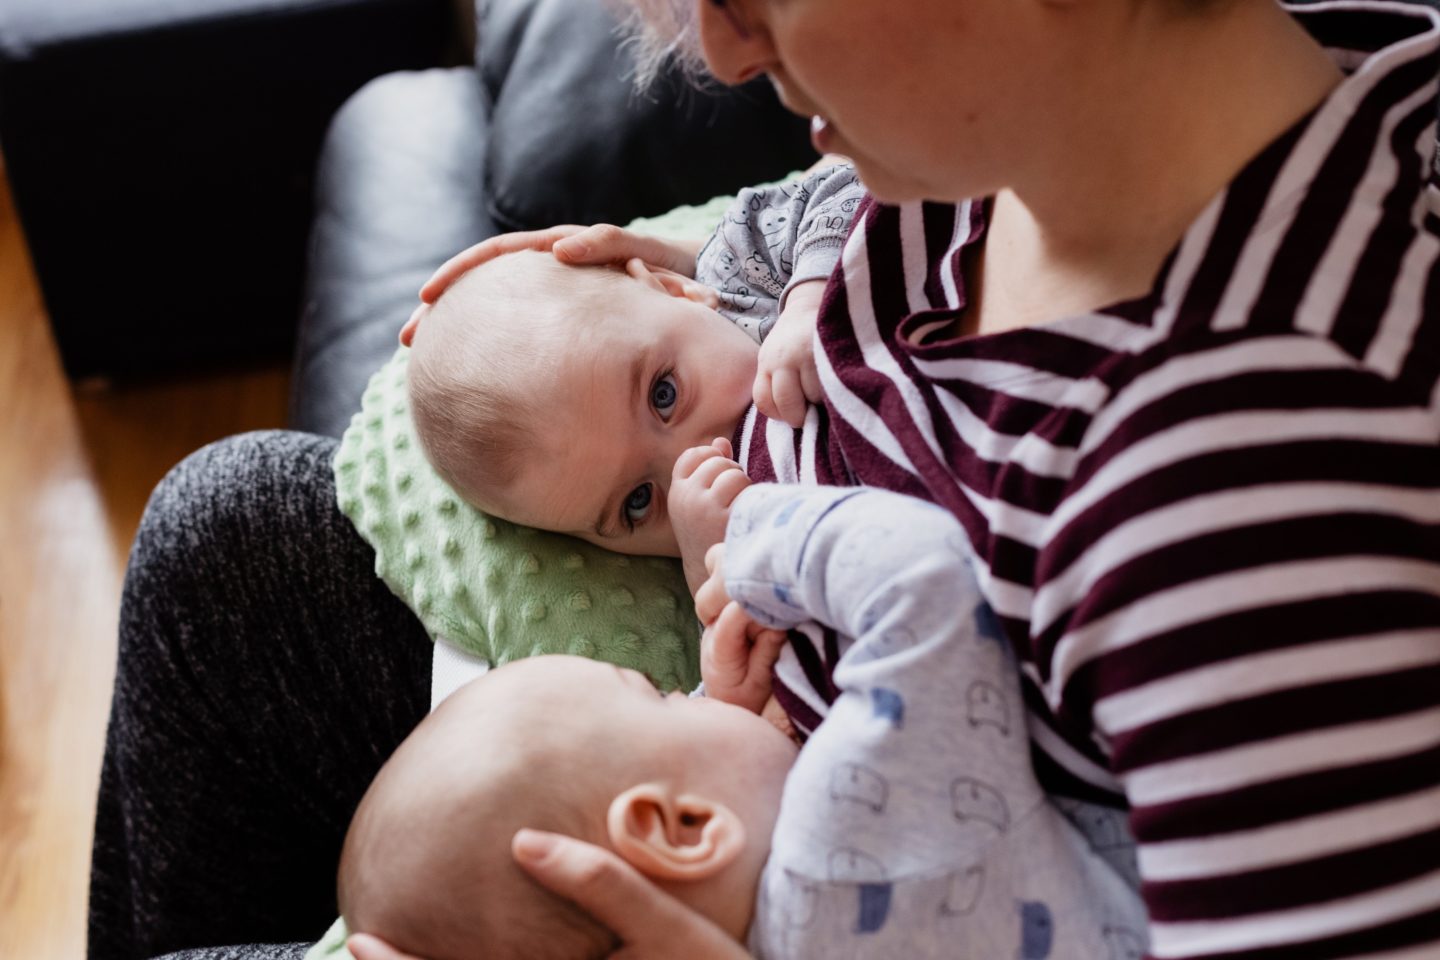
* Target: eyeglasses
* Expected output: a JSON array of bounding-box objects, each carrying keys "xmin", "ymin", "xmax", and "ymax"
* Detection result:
[{"xmin": 707, "ymin": 0, "xmax": 752, "ymax": 39}]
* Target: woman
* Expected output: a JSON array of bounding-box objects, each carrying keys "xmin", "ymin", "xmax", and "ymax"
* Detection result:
[
  {"xmin": 360, "ymin": 0, "xmax": 1440, "ymax": 956},
  {"xmin": 93, "ymin": 0, "xmax": 1440, "ymax": 957}
]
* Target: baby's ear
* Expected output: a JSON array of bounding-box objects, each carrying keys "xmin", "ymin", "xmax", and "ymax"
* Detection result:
[
  {"xmin": 606, "ymin": 783, "xmax": 745, "ymax": 881},
  {"xmin": 625, "ymin": 259, "xmax": 721, "ymax": 309}
]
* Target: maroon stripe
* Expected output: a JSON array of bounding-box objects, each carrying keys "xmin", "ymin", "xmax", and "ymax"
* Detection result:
[
  {"xmin": 1330, "ymin": 98, "xmax": 1437, "ymax": 359},
  {"xmin": 1070, "ymin": 360, "xmax": 1431, "ymax": 496},
  {"xmin": 1396, "ymin": 243, "xmax": 1440, "ymax": 391},
  {"xmin": 1019, "ymin": 668, "xmax": 1113, "ymax": 771},
  {"xmin": 1170, "ymin": 113, "xmax": 1314, "ymax": 334},
  {"xmin": 1143, "ymin": 823, "xmax": 1440, "ymax": 923},
  {"xmin": 1148, "ymin": 906, "xmax": 1440, "ymax": 960},
  {"xmin": 1110, "ymin": 663, "xmax": 1440, "ymax": 774},
  {"xmin": 1248, "ymin": 51, "xmax": 1440, "ymax": 331},
  {"xmin": 1058, "ymin": 589, "xmax": 1440, "ymax": 716},
  {"xmin": 922, "ymin": 201, "xmax": 959, "ymax": 309},
  {"xmin": 1031, "ymin": 744, "xmax": 1127, "ymax": 807},
  {"xmin": 1131, "ymin": 740, "xmax": 1440, "ymax": 842},
  {"xmin": 1298, "ymin": 2, "xmax": 1438, "ymax": 54},
  {"xmin": 1044, "ymin": 435, "xmax": 1440, "ymax": 613}
]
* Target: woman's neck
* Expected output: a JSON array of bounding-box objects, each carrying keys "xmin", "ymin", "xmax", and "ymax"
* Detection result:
[{"xmin": 975, "ymin": 0, "xmax": 1343, "ymax": 333}]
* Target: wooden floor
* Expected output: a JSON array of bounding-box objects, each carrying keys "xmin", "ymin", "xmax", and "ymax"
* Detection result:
[{"xmin": 0, "ymin": 166, "xmax": 292, "ymax": 960}]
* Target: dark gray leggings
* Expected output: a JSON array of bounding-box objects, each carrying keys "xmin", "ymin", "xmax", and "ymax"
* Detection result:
[{"xmin": 88, "ymin": 431, "xmax": 433, "ymax": 960}]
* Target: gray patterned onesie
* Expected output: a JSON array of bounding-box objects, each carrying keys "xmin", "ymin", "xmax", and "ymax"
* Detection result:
[{"xmin": 723, "ymin": 484, "xmax": 1150, "ymax": 960}]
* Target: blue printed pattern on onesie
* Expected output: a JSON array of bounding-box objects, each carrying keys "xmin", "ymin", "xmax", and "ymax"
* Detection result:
[{"xmin": 731, "ymin": 485, "xmax": 1150, "ymax": 960}]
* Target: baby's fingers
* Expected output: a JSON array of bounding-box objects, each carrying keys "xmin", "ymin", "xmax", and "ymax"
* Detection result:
[
  {"xmin": 672, "ymin": 440, "xmax": 730, "ymax": 481},
  {"xmin": 769, "ymin": 366, "xmax": 808, "ymax": 428},
  {"xmin": 710, "ymin": 466, "xmax": 750, "ymax": 508},
  {"xmin": 799, "ymin": 352, "xmax": 824, "ymax": 404},
  {"xmin": 687, "ymin": 453, "xmax": 741, "ymax": 490}
]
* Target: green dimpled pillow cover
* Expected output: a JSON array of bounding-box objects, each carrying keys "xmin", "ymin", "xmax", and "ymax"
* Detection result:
[{"xmin": 331, "ymin": 193, "xmax": 749, "ymax": 694}]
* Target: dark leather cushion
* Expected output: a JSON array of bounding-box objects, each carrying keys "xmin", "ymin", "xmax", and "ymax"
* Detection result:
[
  {"xmin": 290, "ymin": 67, "xmax": 495, "ymax": 439},
  {"xmin": 478, "ymin": 0, "xmax": 818, "ymax": 231}
]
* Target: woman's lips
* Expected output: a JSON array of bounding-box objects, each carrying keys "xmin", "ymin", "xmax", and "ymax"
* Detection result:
[{"xmin": 810, "ymin": 115, "xmax": 835, "ymax": 153}]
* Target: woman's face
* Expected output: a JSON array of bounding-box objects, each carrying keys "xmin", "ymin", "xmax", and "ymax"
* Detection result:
[{"xmin": 693, "ymin": 0, "xmax": 1063, "ymax": 203}]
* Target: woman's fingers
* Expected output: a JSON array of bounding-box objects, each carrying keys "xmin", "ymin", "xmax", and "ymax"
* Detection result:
[
  {"xmin": 512, "ymin": 831, "xmax": 748, "ymax": 958},
  {"xmin": 419, "ymin": 226, "xmax": 586, "ymax": 302},
  {"xmin": 553, "ymin": 224, "xmax": 699, "ymax": 277}
]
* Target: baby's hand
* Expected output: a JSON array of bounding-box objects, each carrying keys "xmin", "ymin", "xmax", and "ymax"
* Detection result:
[
  {"xmin": 753, "ymin": 279, "xmax": 826, "ymax": 428},
  {"xmin": 701, "ymin": 600, "xmax": 788, "ymax": 715},
  {"xmin": 669, "ymin": 439, "xmax": 749, "ymax": 595}
]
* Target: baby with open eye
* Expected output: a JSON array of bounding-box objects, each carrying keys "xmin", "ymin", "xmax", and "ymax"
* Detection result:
[{"xmin": 401, "ymin": 162, "xmax": 865, "ymax": 592}]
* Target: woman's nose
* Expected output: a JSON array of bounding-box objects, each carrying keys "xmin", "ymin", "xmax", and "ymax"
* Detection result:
[{"xmin": 695, "ymin": 0, "xmax": 776, "ymax": 86}]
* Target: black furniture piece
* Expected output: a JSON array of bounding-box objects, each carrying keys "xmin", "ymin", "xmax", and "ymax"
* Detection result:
[
  {"xmin": 289, "ymin": 0, "xmax": 817, "ymax": 438},
  {"xmin": 0, "ymin": 0, "xmax": 457, "ymax": 379}
]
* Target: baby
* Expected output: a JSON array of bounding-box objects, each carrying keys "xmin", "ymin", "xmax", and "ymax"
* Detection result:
[
  {"xmin": 400, "ymin": 162, "xmax": 865, "ymax": 589},
  {"xmin": 339, "ymin": 484, "xmax": 1149, "ymax": 959}
]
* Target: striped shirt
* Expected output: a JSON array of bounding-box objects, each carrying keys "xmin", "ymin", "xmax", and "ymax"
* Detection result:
[{"xmin": 736, "ymin": 2, "xmax": 1440, "ymax": 956}]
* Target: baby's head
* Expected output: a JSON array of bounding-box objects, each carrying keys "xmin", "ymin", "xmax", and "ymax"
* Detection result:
[
  {"xmin": 404, "ymin": 251, "xmax": 759, "ymax": 558},
  {"xmin": 338, "ymin": 655, "xmax": 796, "ymax": 960}
]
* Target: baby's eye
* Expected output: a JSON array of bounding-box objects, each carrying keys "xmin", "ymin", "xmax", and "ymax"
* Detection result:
[
  {"xmin": 624, "ymin": 483, "xmax": 654, "ymax": 527},
  {"xmin": 650, "ymin": 374, "xmax": 678, "ymax": 421}
]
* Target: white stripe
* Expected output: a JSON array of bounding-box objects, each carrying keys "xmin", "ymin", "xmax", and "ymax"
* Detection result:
[
  {"xmin": 1025, "ymin": 707, "xmax": 1126, "ymax": 793},
  {"xmin": 1149, "ymin": 865, "xmax": 1440, "ymax": 958},
  {"xmin": 1210, "ymin": 30, "xmax": 1440, "ymax": 333},
  {"xmin": 1366, "ymin": 230, "xmax": 1440, "ymax": 378},
  {"xmin": 1140, "ymin": 781, "xmax": 1440, "ymax": 881},
  {"xmin": 815, "ymin": 331, "xmax": 917, "ymax": 475},
  {"xmin": 932, "ymin": 390, "xmax": 1079, "ymax": 481},
  {"xmin": 1294, "ymin": 84, "xmax": 1439, "ymax": 338},
  {"xmin": 736, "ymin": 405, "xmax": 757, "ymax": 475},
  {"xmin": 1125, "ymin": 703, "xmax": 1440, "ymax": 807},
  {"xmin": 764, "ymin": 415, "xmax": 798, "ymax": 483},
  {"xmin": 1079, "ymin": 334, "xmax": 1374, "ymax": 460},
  {"xmin": 1053, "ymin": 403, "xmax": 1434, "ymax": 588},
  {"xmin": 841, "ymin": 217, "xmax": 952, "ymax": 472},
  {"xmin": 1047, "ymin": 312, "xmax": 1164, "ymax": 352},
  {"xmin": 1049, "ymin": 556, "xmax": 1440, "ymax": 708},
  {"xmin": 1096, "ymin": 628, "xmax": 1440, "ymax": 734},
  {"xmin": 1150, "ymin": 193, "xmax": 1225, "ymax": 337},
  {"xmin": 914, "ymin": 356, "xmax": 1108, "ymax": 411},
  {"xmin": 899, "ymin": 201, "xmax": 932, "ymax": 314},
  {"xmin": 798, "ymin": 404, "xmax": 819, "ymax": 485},
  {"xmin": 948, "ymin": 470, "xmax": 1053, "ymax": 552},
  {"xmin": 1034, "ymin": 481, "xmax": 1440, "ymax": 638},
  {"xmin": 937, "ymin": 201, "xmax": 970, "ymax": 310}
]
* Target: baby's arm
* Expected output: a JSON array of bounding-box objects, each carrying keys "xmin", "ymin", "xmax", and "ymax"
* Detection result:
[
  {"xmin": 721, "ymin": 485, "xmax": 1147, "ymax": 959},
  {"xmin": 698, "ymin": 165, "xmax": 866, "ymax": 427}
]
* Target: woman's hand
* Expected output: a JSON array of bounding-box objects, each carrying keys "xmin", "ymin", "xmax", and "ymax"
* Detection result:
[
  {"xmin": 754, "ymin": 280, "xmax": 826, "ymax": 428},
  {"xmin": 418, "ymin": 224, "xmax": 705, "ymax": 304},
  {"xmin": 512, "ymin": 830, "xmax": 753, "ymax": 960}
]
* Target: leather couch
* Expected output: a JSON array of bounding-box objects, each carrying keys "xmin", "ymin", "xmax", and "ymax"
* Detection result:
[{"xmin": 288, "ymin": 0, "xmax": 818, "ymax": 439}]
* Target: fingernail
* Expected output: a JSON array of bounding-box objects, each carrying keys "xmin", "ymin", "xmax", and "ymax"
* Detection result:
[{"xmin": 513, "ymin": 829, "xmax": 557, "ymax": 862}]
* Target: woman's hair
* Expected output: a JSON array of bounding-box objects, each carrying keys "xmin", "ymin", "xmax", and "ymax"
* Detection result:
[{"xmin": 606, "ymin": 0, "xmax": 708, "ymax": 88}]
